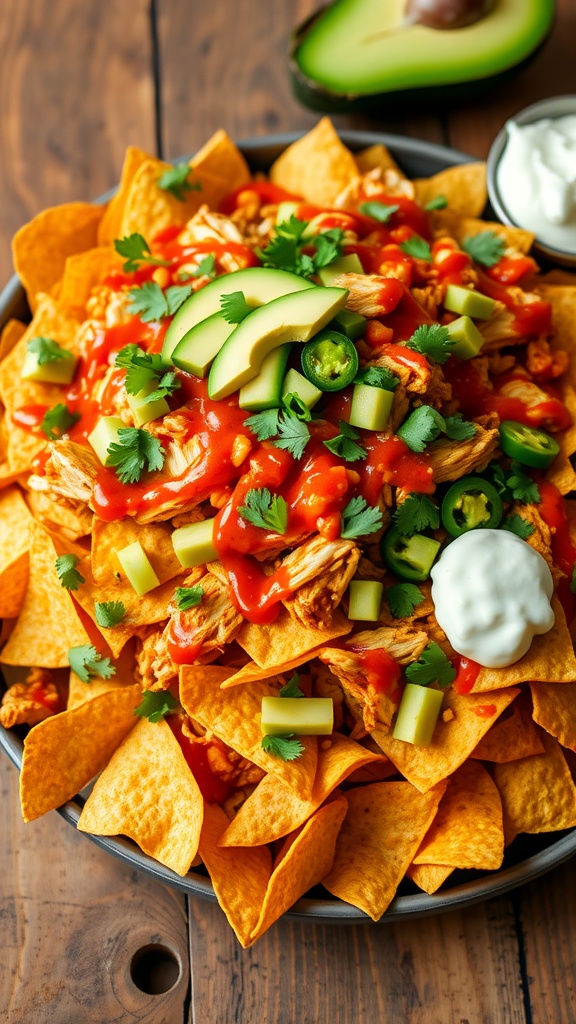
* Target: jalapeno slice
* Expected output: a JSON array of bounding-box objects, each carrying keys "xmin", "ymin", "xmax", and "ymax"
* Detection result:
[
  {"xmin": 301, "ymin": 330, "xmax": 359, "ymax": 392},
  {"xmin": 380, "ymin": 525, "xmax": 441, "ymax": 581},
  {"xmin": 499, "ymin": 420, "xmax": 560, "ymax": 469},
  {"xmin": 441, "ymin": 476, "xmax": 503, "ymax": 538}
]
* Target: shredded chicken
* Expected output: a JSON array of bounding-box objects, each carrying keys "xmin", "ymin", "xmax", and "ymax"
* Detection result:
[
  {"xmin": 333, "ymin": 273, "xmax": 403, "ymax": 319},
  {"xmin": 283, "ymin": 537, "xmax": 360, "ymax": 629},
  {"xmin": 427, "ymin": 416, "xmax": 499, "ymax": 483},
  {"xmin": 28, "ymin": 440, "xmax": 100, "ymax": 503},
  {"xmin": 136, "ymin": 626, "xmax": 178, "ymax": 692},
  {"xmin": 508, "ymin": 501, "xmax": 554, "ymax": 570},
  {"xmin": 0, "ymin": 669, "xmax": 59, "ymax": 728},
  {"xmin": 162, "ymin": 568, "xmax": 244, "ymax": 663},
  {"xmin": 334, "ymin": 166, "xmax": 415, "ymax": 210},
  {"xmin": 369, "ymin": 347, "xmax": 433, "ymax": 396},
  {"xmin": 526, "ymin": 338, "xmax": 569, "ymax": 380},
  {"xmin": 280, "ymin": 534, "xmax": 359, "ymax": 595}
]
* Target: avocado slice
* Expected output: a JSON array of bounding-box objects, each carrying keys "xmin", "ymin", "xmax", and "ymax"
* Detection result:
[
  {"xmin": 392, "ymin": 683, "xmax": 444, "ymax": 746},
  {"xmin": 238, "ymin": 344, "xmax": 292, "ymax": 411},
  {"xmin": 261, "ymin": 696, "xmax": 334, "ymax": 736},
  {"xmin": 172, "ymin": 518, "xmax": 218, "ymax": 569},
  {"xmin": 347, "ymin": 580, "xmax": 383, "ymax": 622},
  {"xmin": 317, "ymin": 252, "xmax": 364, "ymax": 287},
  {"xmin": 171, "ymin": 311, "xmax": 234, "ymax": 378},
  {"xmin": 117, "ymin": 541, "xmax": 160, "ymax": 596},
  {"xmin": 162, "ymin": 267, "xmax": 315, "ymax": 361},
  {"xmin": 291, "ymin": 0, "xmax": 554, "ymax": 113},
  {"xmin": 208, "ymin": 286, "xmax": 348, "ymax": 401}
]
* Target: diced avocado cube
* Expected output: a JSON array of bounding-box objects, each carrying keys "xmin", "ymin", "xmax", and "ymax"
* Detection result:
[
  {"xmin": 444, "ymin": 284, "xmax": 496, "ymax": 320},
  {"xmin": 172, "ymin": 518, "xmax": 217, "ymax": 568},
  {"xmin": 127, "ymin": 383, "xmax": 170, "ymax": 427},
  {"xmin": 276, "ymin": 201, "xmax": 300, "ymax": 224},
  {"xmin": 332, "ymin": 309, "xmax": 367, "ymax": 341},
  {"xmin": 88, "ymin": 415, "xmax": 125, "ymax": 466},
  {"xmin": 445, "ymin": 315, "xmax": 485, "ymax": 360},
  {"xmin": 348, "ymin": 579, "xmax": 383, "ymax": 622},
  {"xmin": 392, "ymin": 683, "xmax": 444, "ymax": 747},
  {"xmin": 238, "ymin": 344, "xmax": 292, "ymax": 411},
  {"xmin": 317, "ymin": 253, "xmax": 364, "ymax": 287},
  {"xmin": 400, "ymin": 534, "xmax": 441, "ymax": 575},
  {"xmin": 20, "ymin": 348, "xmax": 77, "ymax": 385},
  {"xmin": 261, "ymin": 696, "xmax": 334, "ymax": 736},
  {"xmin": 281, "ymin": 368, "xmax": 322, "ymax": 410},
  {"xmin": 349, "ymin": 383, "xmax": 394, "ymax": 432},
  {"xmin": 117, "ymin": 540, "xmax": 160, "ymax": 596}
]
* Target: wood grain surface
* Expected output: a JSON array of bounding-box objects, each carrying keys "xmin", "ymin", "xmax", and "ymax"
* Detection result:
[{"xmin": 1, "ymin": 0, "xmax": 576, "ymax": 1021}]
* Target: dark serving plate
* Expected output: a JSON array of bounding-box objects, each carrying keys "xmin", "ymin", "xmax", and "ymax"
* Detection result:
[{"xmin": 2, "ymin": 130, "xmax": 575, "ymax": 923}]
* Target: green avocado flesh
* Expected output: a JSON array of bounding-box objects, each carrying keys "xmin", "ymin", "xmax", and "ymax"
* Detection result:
[
  {"xmin": 261, "ymin": 697, "xmax": 334, "ymax": 736},
  {"xmin": 392, "ymin": 683, "xmax": 443, "ymax": 747},
  {"xmin": 117, "ymin": 541, "xmax": 160, "ymax": 596},
  {"xmin": 294, "ymin": 0, "xmax": 554, "ymax": 98}
]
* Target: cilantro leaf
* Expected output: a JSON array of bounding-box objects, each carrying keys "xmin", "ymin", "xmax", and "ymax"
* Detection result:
[
  {"xmin": 220, "ymin": 290, "xmax": 254, "ymax": 324},
  {"xmin": 41, "ymin": 404, "xmax": 80, "ymax": 441},
  {"xmin": 174, "ymin": 585, "xmax": 204, "ymax": 611},
  {"xmin": 387, "ymin": 583, "xmax": 425, "ymax": 619},
  {"xmin": 484, "ymin": 460, "xmax": 511, "ymax": 498},
  {"xmin": 400, "ymin": 235, "xmax": 432, "ymax": 262},
  {"xmin": 282, "ymin": 392, "xmax": 312, "ymax": 422},
  {"xmin": 341, "ymin": 495, "xmax": 384, "ymax": 539},
  {"xmin": 424, "ymin": 195, "xmax": 448, "ymax": 211},
  {"xmin": 261, "ymin": 734, "xmax": 305, "ymax": 761},
  {"xmin": 353, "ymin": 365, "xmax": 399, "ymax": 391},
  {"xmin": 406, "ymin": 323, "xmax": 455, "ymax": 364},
  {"xmin": 397, "ymin": 405, "xmax": 445, "ymax": 453},
  {"xmin": 273, "ymin": 412, "xmax": 311, "ymax": 460},
  {"xmin": 462, "ymin": 231, "xmax": 506, "ymax": 268},
  {"xmin": 115, "ymin": 345, "xmax": 181, "ymax": 403},
  {"xmin": 95, "ymin": 601, "xmax": 127, "ymax": 628},
  {"xmin": 157, "ymin": 162, "xmax": 201, "ymax": 201},
  {"xmin": 260, "ymin": 216, "xmax": 344, "ymax": 279},
  {"xmin": 68, "ymin": 644, "xmax": 115, "ymax": 684},
  {"xmin": 114, "ymin": 233, "xmax": 170, "ymax": 273},
  {"xmin": 358, "ymin": 201, "xmax": 399, "ymax": 223},
  {"xmin": 279, "ymin": 673, "xmax": 304, "ymax": 698},
  {"xmin": 166, "ymin": 284, "xmax": 193, "ymax": 315},
  {"xmin": 323, "ymin": 420, "xmax": 367, "ymax": 462},
  {"xmin": 144, "ymin": 370, "xmax": 182, "ymax": 403},
  {"xmin": 28, "ymin": 336, "xmax": 73, "ymax": 365},
  {"xmin": 405, "ymin": 642, "xmax": 456, "ymax": 689},
  {"xmin": 55, "ymin": 554, "xmax": 85, "ymax": 591},
  {"xmin": 134, "ymin": 689, "xmax": 180, "ymax": 723},
  {"xmin": 244, "ymin": 407, "xmax": 281, "ymax": 441},
  {"xmin": 311, "ymin": 228, "xmax": 345, "ymax": 271},
  {"xmin": 506, "ymin": 461, "xmax": 540, "ymax": 504},
  {"xmin": 392, "ymin": 493, "xmax": 440, "ymax": 536},
  {"xmin": 191, "ymin": 254, "xmax": 216, "ymax": 279},
  {"xmin": 502, "ymin": 514, "xmax": 535, "ymax": 539},
  {"xmin": 128, "ymin": 282, "xmax": 191, "ymax": 323},
  {"xmin": 443, "ymin": 414, "xmax": 477, "ymax": 441},
  {"xmin": 106, "ymin": 427, "xmax": 165, "ymax": 484},
  {"xmin": 238, "ymin": 488, "xmax": 288, "ymax": 534}
]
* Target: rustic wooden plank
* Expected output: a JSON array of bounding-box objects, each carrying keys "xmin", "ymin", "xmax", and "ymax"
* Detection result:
[
  {"xmin": 1, "ymin": 756, "xmax": 189, "ymax": 1023},
  {"xmin": 187, "ymin": 893, "xmax": 526, "ymax": 1023},
  {"xmin": 516, "ymin": 862, "xmax": 576, "ymax": 1022},
  {"xmin": 156, "ymin": 0, "xmax": 444, "ymax": 160},
  {"xmin": 446, "ymin": 0, "xmax": 576, "ymax": 158},
  {"xmin": 0, "ymin": 0, "xmax": 157, "ymax": 284}
]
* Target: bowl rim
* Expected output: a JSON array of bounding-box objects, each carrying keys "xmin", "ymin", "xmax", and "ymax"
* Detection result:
[{"xmin": 2, "ymin": 127, "xmax": 576, "ymax": 923}]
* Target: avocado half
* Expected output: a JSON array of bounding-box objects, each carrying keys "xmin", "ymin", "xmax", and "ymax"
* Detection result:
[{"xmin": 290, "ymin": 0, "xmax": 555, "ymax": 114}]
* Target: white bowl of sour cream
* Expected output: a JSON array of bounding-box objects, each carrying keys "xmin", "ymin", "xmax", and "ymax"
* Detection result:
[{"xmin": 487, "ymin": 95, "xmax": 576, "ymax": 267}]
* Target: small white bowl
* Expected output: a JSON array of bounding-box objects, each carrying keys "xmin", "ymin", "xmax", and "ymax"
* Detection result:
[{"xmin": 487, "ymin": 94, "xmax": 576, "ymax": 268}]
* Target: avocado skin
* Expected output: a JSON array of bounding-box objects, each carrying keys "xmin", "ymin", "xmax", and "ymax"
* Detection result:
[{"xmin": 290, "ymin": 3, "xmax": 554, "ymax": 114}]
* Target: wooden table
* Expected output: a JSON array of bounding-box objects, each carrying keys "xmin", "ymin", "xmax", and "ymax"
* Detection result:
[{"xmin": 2, "ymin": 2, "xmax": 576, "ymax": 1020}]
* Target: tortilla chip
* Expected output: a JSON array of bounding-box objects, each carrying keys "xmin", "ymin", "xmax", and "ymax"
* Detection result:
[
  {"xmin": 78, "ymin": 716, "xmax": 203, "ymax": 876},
  {"xmin": 179, "ymin": 665, "xmax": 318, "ymax": 799},
  {"xmin": 97, "ymin": 146, "xmax": 151, "ymax": 244},
  {"xmin": 0, "ymin": 520, "xmax": 91, "ymax": 667},
  {"xmin": 323, "ymin": 781, "xmax": 446, "ymax": 920},
  {"xmin": 249, "ymin": 795, "xmax": 348, "ymax": 944},
  {"xmin": 19, "ymin": 682, "xmax": 140, "ymax": 821},
  {"xmin": 431, "ymin": 209, "xmax": 534, "ymax": 253},
  {"xmin": 406, "ymin": 862, "xmax": 454, "ymax": 894},
  {"xmin": 0, "ymin": 319, "xmax": 26, "ymax": 362},
  {"xmin": 494, "ymin": 731, "xmax": 576, "ymax": 833},
  {"xmin": 25, "ymin": 489, "xmax": 92, "ymax": 542},
  {"xmin": 220, "ymin": 732, "xmax": 386, "ymax": 847},
  {"xmin": 370, "ymin": 687, "xmax": 519, "ymax": 792},
  {"xmin": 546, "ymin": 445, "xmax": 576, "ymax": 495},
  {"xmin": 472, "ymin": 597, "xmax": 576, "ymax": 691},
  {"xmin": 270, "ymin": 118, "xmax": 359, "ymax": 207},
  {"xmin": 67, "ymin": 640, "xmax": 137, "ymax": 709},
  {"xmin": 0, "ymin": 486, "xmax": 33, "ymax": 618},
  {"xmin": 412, "ymin": 761, "xmax": 504, "ymax": 870},
  {"xmin": 471, "ymin": 693, "xmax": 545, "ymax": 762},
  {"xmin": 13, "ymin": 202, "xmax": 102, "ymax": 310},
  {"xmin": 58, "ymin": 246, "xmax": 122, "ymax": 316},
  {"xmin": 355, "ymin": 144, "xmax": 403, "ymax": 177},
  {"xmin": 119, "ymin": 156, "xmax": 207, "ymax": 240},
  {"xmin": 414, "ymin": 162, "xmax": 487, "ymax": 217},
  {"xmin": 190, "ymin": 129, "xmax": 251, "ymax": 203},
  {"xmin": 199, "ymin": 802, "xmax": 272, "ymax": 946},
  {"xmin": 91, "ymin": 515, "xmax": 183, "ymax": 587},
  {"xmin": 530, "ymin": 680, "xmax": 576, "ymax": 752},
  {"xmin": 221, "ymin": 651, "xmax": 323, "ymax": 688},
  {"xmin": 237, "ymin": 605, "xmax": 352, "ymax": 670}
]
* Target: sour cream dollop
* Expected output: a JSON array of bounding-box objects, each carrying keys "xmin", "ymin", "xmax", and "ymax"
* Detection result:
[
  {"xmin": 430, "ymin": 530, "xmax": 555, "ymax": 669},
  {"xmin": 497, "ymin": 115, "xmax": 576, "ymax": 253}
]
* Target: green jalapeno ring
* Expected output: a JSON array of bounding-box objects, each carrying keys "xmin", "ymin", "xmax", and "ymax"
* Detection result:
[
  {"xmin": 441, "ymin": 476, "xmax": 504, "ymax": 538},
  {"xmin": 499, "ymin": 420, "xmax": 560, "ymax": 469},
  {"xmin": 301, "ymin": 329, "xmax": 359, "ymax": 392},
  {"xmin": 380, "ymin": 524, "xmax": 441, "ymax": 581}
]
